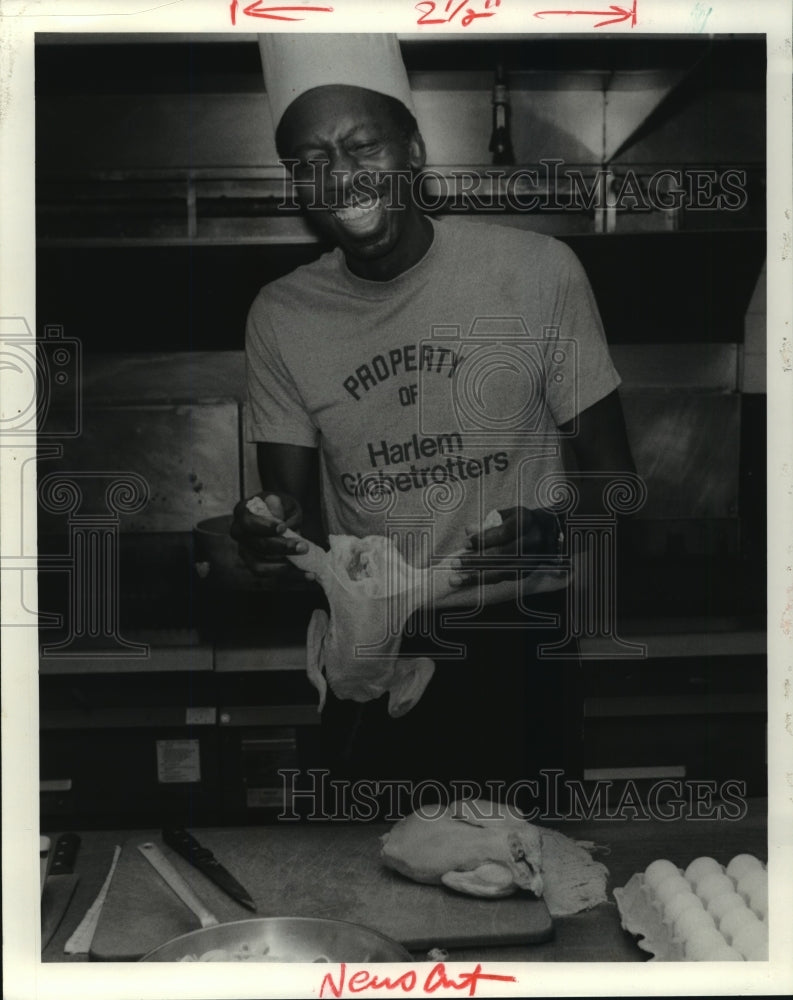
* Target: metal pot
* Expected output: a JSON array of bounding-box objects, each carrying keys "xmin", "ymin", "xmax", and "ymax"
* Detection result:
[
  {"xmin": 140, "ymin": 916, "xmax": 412, "ymax": 963},
  {"xmin": 193, "ymin": 514, "xmax": 256, "ymax": 591}
]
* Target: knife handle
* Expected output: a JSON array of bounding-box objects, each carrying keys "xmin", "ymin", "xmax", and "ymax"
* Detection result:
[
  {"xmin": 138, "ymin": 842, "xmax": 219, "ymax": 929},
  {"xmin": 40, "ymin": 836, "xmax": 51, "ymax": 898},
  {"xmin": 50, "ymin": 833, "xmax": 81, "ymax": 875},
  {"xmin": 162, "ymin": 827, "xmax": 213, "ymax": 863}
]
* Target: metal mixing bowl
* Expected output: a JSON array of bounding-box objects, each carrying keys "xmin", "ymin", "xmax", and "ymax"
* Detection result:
[{"xmin": 139, "ymin": 916, "xmax": 412, "ymax": 963}]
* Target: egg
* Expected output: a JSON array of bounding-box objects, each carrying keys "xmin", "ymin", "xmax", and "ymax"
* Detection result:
[
  {"xmin": 644, "ymin": 859, "xmax": 680, "ymax": 890},
  {"xmin": 732, "ymin": 920, "xmax": 768, "ymax": 960},
  {"xmin": 655, "ymin": 873, "xmax": 692, "ymax": 906},
  {"xmin": 700, "ymin": 943, "xmax": 744, "ymax": 961},
  {"xmin": 674, "ymin": 906, "xmax": 716, "ymax": 940},
  {"xmin": 621, "ymin": 855, "xmax": 767, "ymax": 962},
  {"xmin": 684, "ymin": 927, "xmax": 731, "ymax": 960},
  {"xmin": 736, "ymin": 868, "xmax": 767, "ymax": 903},
  {"xmin": 696, "ymin": 872, "xmax": 737, "ymax": 905},
  {"xmin": 742, "ymin": 940, "xmax": 769, "ymax": 961},
  {"xmin": 719, "ymin": 906, "xmax": 760, "ymax": 943},
  {"xmin": 684, "ymin": 856, "xmax": 722, "ymax": 888},
  {"xmin": 707, "ymin": 891, "xmax": 746, "ymax": 922},
  {"xmin": 726, "ymin": 854, "xmax": 764, "ymax": 881},
  {"xmin": 663, "ymin": 891, "xmax": 704, "ymax": 924},
  {"xmin": 748, "ymin": 882, "xmax": 768, "ymax": 920}
]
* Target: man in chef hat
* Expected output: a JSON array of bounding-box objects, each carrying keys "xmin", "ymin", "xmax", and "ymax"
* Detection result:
[
  {"xmin": 233, "ymin": 34, "xmax": 635, "ymax": 808},
  {"xmin": 262, "ymin": 33, "xmax": 431, "ymax": 279}
]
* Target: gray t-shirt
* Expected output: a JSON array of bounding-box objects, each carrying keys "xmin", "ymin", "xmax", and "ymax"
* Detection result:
[{"xmin": 246, "ymin": 217, "xmax": 620, "ymax": 595}]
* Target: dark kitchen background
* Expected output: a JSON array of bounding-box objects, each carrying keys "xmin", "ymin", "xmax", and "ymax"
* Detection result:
[{"xmin": 36, "ymin": 34, "xmax": 766, "ymax": 828}]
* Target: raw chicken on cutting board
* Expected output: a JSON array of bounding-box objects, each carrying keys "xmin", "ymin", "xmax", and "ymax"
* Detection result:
[
  {"xmin": 381, "ymin": 799, "xmax": 609, "ymax": 916},
  {"xmin": 381, "ymin": 798, "xmax": 544, "ymax": 899}
]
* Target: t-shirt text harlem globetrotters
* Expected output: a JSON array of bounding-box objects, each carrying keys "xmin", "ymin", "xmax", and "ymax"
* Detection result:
[
  {"xmin": 246, "ymin": 217, "xmax": 620, "ymax": 564},
  {"xmin": 338, "ymin": 340, "xmax": 507, "ymax": 501}
]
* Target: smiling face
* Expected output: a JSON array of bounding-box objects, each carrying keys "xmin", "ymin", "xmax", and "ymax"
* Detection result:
[{"xmin": 277, "ymin": 85, "xmax": 431, "ymax": 280}]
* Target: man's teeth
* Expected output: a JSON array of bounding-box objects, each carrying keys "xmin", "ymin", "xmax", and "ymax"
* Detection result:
[{"xmin": 333, "ymin": 198, "xmax": 379, "ymax": 221}]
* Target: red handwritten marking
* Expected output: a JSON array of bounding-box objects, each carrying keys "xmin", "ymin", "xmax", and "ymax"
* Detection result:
[
  {"xmin": 230, "ymin": 0, "xmax": 238, "ymax": 25},
  {"xmin": 534, "ymin": 0, "xmax": 637, "ymax": 28},
  {"xmin": 461, "ymin": 6, "xmax": 498, "ymax": 25},
  {"xmin": 416, "ymin": 0, "xmax": 500, "ymax": 27},
  {"xmin": 238, "ymin": 0, "xmax": 334, "ymax": 21},
  {"xmin": 319, "ymin": 963, "xmax": 517, "ymax": 998},
  {"xmin": 416, "ymin": 0, "xmax": 465, "ymax": 24}
]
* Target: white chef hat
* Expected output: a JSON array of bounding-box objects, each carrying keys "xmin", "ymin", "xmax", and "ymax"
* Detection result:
[{"xmin": 258, "ymin": 33, "xmax": 416, "ymax": 133}]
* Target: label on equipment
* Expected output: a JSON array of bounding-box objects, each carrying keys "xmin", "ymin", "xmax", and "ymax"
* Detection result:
[
  {"xmin": 156, "ymin": 739, "xmax": 201, "ymax": 783},
  {"xmin": 185, "ymin": 707, "xmax": 216, "ymax": 725}
]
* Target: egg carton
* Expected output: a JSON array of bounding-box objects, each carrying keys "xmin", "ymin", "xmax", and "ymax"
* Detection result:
[{"xmin": 613, "ymin": 854, "xmax": 768, "ymax": 961}]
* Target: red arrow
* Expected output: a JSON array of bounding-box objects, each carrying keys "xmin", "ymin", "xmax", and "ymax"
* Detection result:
[
  {"xmin": 534, "ymin": 1, "xmax": 636, "ymax": 27},
  {"xmin": 242, "ymin": 1, "xmax": 334, "ymax": 20}
]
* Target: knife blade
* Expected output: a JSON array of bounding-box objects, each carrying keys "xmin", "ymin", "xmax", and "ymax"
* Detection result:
[
  {"xmin": 41, "ymin": 832, "xmax": 81, "ymax": 950},
  {"xmin": 161, "ymin": 828, "xmax": 257, "ymax": 912}
]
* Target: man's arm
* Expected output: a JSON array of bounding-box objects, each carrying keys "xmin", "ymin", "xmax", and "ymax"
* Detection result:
[
  {"xmin": 561, "ymin": 388, "xmax": 635, "ymax": 479},
  {"xmin": 230, "ymin": 441, "xmax": 324, "ymax": 580},
  {"xmin": 450, "ymin": 390, "xmax": 636, "ymax": 588},
  {"xmin": 256, "ymin": 442, "xmax": 325, "ymax": 546}
]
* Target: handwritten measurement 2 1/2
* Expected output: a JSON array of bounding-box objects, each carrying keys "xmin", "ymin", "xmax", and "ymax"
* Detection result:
[{"xmin": 228, "ymin": 0, "xmax": 637, "ymax": 30}]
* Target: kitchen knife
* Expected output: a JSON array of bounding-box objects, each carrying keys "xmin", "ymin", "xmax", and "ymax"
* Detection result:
[
  {"xmin": 40, "ymin": 836, "xmax": 51, "ymax": 898},
  {"xmin": 161, "ymin": 828, "xmax": 257, "ymax": 912},
  {"xmin": 41, "ymin": 832, "xmax": 81, "ymax": 950}
]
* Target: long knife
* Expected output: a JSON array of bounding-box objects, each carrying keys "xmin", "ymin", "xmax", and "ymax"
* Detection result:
[
  {"xmin": 41, "ymin": 832, "xmax": 81, "ymax": 950},
  {"xmin": 161, "ymin": 828, "xmax": 257, "ymax": 912}
]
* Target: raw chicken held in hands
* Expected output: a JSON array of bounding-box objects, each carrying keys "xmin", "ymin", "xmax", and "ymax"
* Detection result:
[{"xmin": 246, "ymin": 496, "xmax": 493, "ymax": 718}]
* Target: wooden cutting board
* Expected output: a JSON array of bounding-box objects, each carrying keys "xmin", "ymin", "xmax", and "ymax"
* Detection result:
[{"xmin": 90, "ymin": 825, "xmax": 553, "ymax": 960}]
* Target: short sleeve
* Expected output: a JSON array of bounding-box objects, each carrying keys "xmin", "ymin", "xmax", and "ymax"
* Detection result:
[
  {"xmin": 245, "ymin": 293, "xmax": 319, "ymax": 447},
  {"xmin": 543, "ymin": 241, "xmax": 621, "ymax": 427}
]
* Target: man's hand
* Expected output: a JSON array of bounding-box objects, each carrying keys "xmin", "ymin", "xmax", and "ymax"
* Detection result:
[
  {"xmin": 230, "ymin": 491, "xmax": 312, "ymax": 582},
  {"xmin": 448, "ymin": 506, "xmax": 562, "ymax": 589}
]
